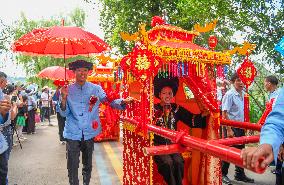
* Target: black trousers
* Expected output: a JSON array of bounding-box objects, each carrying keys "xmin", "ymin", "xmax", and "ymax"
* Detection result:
[
  {"xmin": 27, "ymin": 109, "xmax": 36, "ymax": 134},
  {"xmin": 154, "ymin": 153, "xmax": 184, "ymax": 185},
  {"xmin": 222, "ymin": 127, "xmax": 245, "ymax": 177},
  {"xmin": 66, "ymin": 139, "xmax": 94, "ymax": 185},
  {"xmin": 0, "ymin": 126, "xmax": 12, "ymax": 184},
  {"xmin": 275, "ymin": 159, "xmax": 284, "ymax": 185},
  {"xmin": 57, "ymin": 113, "xmax": 66, "ymax": 141},
  {"xmin": 41, "ymin": 107, "xmax": 50, "ymax": 122}
]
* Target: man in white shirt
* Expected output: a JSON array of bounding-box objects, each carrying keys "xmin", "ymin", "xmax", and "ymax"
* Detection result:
[
  {"xmin": 264, "ymin": 75, "xmax": 279, "ymax": 101},
  {"xmin": 40, "ymin": 86, "xmax": 51, "ymax": 125}
]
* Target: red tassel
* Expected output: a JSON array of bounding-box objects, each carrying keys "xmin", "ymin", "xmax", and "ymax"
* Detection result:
[
  {"xmin": 217, "ymin": 65, "xmax": 225, "ymax": 79},
  {"xmin": 168, "ymin": 62, "xmax": 171, "ymax": 77},
  {"xmin": 244, "ymin": 93, "xmax": 250, "ymax": 122}
]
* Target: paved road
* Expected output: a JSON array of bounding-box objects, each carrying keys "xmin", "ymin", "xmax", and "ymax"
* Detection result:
[
  {"xmin": 225, "ymin": 164, "xmax": 275, "ymax": 185},
  {"xmin": 8, "ymin": 116, "xmax": 276, "ymax": 185},
  {"xmin": 9, "ymin": 116, "xmax": 73, "ymax": 185}
]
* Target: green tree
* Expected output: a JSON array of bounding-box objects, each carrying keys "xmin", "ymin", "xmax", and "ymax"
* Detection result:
[
  {"xmin": 85, "ymin": 0, "xmax": 283, "ymax": 70},
  {"xmin": 0, "ymin": 20, "xmax": 13, "ymax": 52}
]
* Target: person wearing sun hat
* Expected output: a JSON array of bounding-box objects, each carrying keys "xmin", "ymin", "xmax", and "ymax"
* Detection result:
[
  {"xmin": 0, "ymin": 71, "xmax": 13, "ymax": 184},
  {"xmin": 153, "ymin": 74, "xmax": 209, "ymax": 185},
  {"xmin": 40, "ymin": 85, "xmax": 52, "ymax": 125},
  {"xmin": 59, "ymin": 59, "xmax": 133, "ymax": 185}
]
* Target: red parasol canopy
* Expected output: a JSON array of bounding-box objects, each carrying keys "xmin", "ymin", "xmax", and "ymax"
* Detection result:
[
  {"xmin": 12, "ymin": 26, "xmax": 109, "ymax": 58},
  {"xmin": 12, "ymin": 25, "xmax": 109, "ymax": 81},
  {"xmin": 37, "ymin": 66, "xmax": 75, "ymax": 81}
]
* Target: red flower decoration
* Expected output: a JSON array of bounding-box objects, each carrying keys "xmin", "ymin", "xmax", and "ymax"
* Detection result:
[
  {"xmin": 89, "ymin": 96, "xmax": 98, "ymax": 112},
  {"xmin": 90, "ymin": 96, "xmax": 98, "ymax": 104},
  {"xmin": 92, "ymin": 121, "xmax": 98, "ymax": 130}
]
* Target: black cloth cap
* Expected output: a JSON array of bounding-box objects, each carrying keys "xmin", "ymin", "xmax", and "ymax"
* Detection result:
[
  {"xmin": 68, "ymin": 60, "xmax": 93, "ymax": 70},
  {"xmin": 154, "ymin": 74, "xmax": 179, "ymax": 99}
]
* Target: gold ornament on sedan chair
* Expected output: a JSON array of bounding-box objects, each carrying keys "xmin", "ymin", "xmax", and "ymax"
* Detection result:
[
  {"xmin": 135, "ymin": 54, "xmax": 151, "ymax": 70},
  {"xmin": 194, "ymin": 19, "xmax": 218, "ymax": 33},
  {"xmin": 120, "ymin": 32, "xmax": 139, "ymax": 41},
  {"xmin": 228, "ymin": 41, "xmax": 256, "ymax": 55}
]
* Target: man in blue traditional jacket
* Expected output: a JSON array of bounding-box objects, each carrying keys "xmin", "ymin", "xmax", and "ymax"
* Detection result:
[{"xmin": 60, "ymin": 60, "xmax": 132, "ymax": 185}]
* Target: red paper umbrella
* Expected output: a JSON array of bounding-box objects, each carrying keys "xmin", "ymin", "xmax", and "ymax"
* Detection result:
[
  {"xmin": 12, "ymin": 25, "xmax": 109, "ymax": 81},
  {"xmin": 15, "ymin": 28, "xmax": 48, "ymax": 41},
  {"xmin": 12, "ymin": 26, "xmax": 109, "ymax": 57},
  {"xmin": 37, "ymin": 66, "xmax": 75, "ymax": 81}
]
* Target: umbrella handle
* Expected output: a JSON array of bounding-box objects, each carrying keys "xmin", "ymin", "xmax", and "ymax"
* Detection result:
[{"xmin": 64, "ymin": 41, "xmax": 66, "ymax": 82}]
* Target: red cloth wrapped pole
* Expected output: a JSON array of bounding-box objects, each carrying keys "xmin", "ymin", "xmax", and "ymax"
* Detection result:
[
  {"xmin": 143, "ymin": 144, "xmax": 191, "ymax": 156},
  {"xmin": 212, "ymin": 136, "xmax": 259, "ymax": 146},
  {"xmin": 122, "ymin": 117, "xmax": 266, "ymax": 174},
  {"xmin": 257, "ymin": 99, "xmax": 274, "ymax": 125},
  {"xmin": 220, "ymin": 119, "xmax": 262, "ymax": 131}
]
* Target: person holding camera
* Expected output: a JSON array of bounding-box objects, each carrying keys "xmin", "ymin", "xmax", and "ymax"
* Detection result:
[
  {"xmin": 2, "ymin": 84, "xmax": 21, "ymax": 147},
  {"xmin": 153, "ymin": 74, "xmax": 208, "ymax": 185},
  {"xmin": 0, "ymin": 71, "xmax": 17, "ymax": 184}
]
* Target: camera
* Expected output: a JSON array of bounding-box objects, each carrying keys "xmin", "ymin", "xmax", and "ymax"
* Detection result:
[
  {"xmin": 3, "ymin": 84, "xmax": 15, "ymax": 95},
  {"xmin": 11, "ymin": 96, "xmax": 18, "ymax": 103}
]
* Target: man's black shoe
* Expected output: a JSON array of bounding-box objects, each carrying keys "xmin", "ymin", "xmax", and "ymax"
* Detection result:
[
  {"xmin": 222, "ymin": 175, "xmax": 232, "ymax": 185},
  {"xmin": 235, "ymin": 175, "xmax": 254, "ymax": 183},
  {"xmin": 271, "ymin": 168, "xmax": 281, "ymax": 175}
]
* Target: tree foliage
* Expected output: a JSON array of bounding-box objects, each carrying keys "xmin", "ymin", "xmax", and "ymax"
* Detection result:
[
  {"xmin": 84, "ymin": 0, "xmax": 283, "ymax": 71},
  {"xmin": 0, "ymin": 20, "xmax": 13, "ymax": 52}
]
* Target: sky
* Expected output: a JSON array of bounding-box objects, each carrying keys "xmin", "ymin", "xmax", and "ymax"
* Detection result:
[{"xmin": 0, "ymin": 0, "xmax": 103, "ymax": 78}]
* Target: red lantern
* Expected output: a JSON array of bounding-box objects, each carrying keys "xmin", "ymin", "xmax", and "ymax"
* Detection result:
[{"xmin": 208, "ymin": 35, "xmax": 218, "ymax": 50}]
